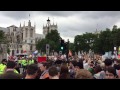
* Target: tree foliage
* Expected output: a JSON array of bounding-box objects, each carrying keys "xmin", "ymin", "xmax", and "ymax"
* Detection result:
[
  {"xmin": 36, "ymin": 30, "xmax": 61, "ymax": 53},
  {"xmin": 0, "ymin": 30, "xmax": 6, "ymax": 43},
  {"xmin": 74, "ymin": 25, "xmax": 120, "ymax": 54}
]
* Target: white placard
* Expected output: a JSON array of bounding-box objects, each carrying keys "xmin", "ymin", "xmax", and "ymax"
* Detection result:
[{"xmin": 114, "ymin": 47, "xmax": 116, "ymax": 50}]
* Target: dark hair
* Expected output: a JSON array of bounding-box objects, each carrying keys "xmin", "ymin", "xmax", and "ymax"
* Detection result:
[
  {"xmin": 106, "ymin": 67, "xmax": 117, "ymax": 76},
  {"xmin": 104, "ymin": 59, "xmax": 112, "ymax": 66},
  {"xmin": 48, "ymin": 66, "xmax": 58, "ymax": 77},
  {"xmin": 70, "ymin": 60, "xmax": 77, "ymax": 67},
  {"xmin": 26, "ymin": 64, "xmax": 38, "ymax": 75},
  {"xmin": 76, "ymin": 60, "xmax": 83, "ymax": 69},
  {"xmin": 59, "ymin": 73, "xmax": 70, "ymax": 79},
  {"xmin": 59, "ymin": 65, "xmax": 71, "ymax": 79},
  {"xmin": 7, "ymin": 61, "xmax": 16, "ymax": 69},
  {"xmin": 2, "ymin": 59, "xmax": 7, "ymax": 62},
  {"xmin": 94, "ymin": 65, "xmax": 102, "ymax": 73},
  {"xmin": 60, "ymin": 65, "xmax": 69, "ymax": 74},
  {"xmin": 42, "ymin": 62, "xmax": 50, "ymax": 69},
  {"xmin": 2, "ymin": 59, "xmax": 7, "ymax": 64}
]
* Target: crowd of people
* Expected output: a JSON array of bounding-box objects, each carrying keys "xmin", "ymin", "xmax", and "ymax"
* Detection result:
[{"xmin": 0, "ymin": 54, "xmax": 120, "ymax": 79}]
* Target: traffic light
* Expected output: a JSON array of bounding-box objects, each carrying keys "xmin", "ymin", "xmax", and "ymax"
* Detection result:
[
  {"xmin": 61, "ymin": 39, "xmax": 64, "ymax": 46},
  {"xmin": 61, "ymin": 46, "xmax": 64, "ymax": 50},
  {"xmin": 60, "ymin": 39, "xmax": 64, "ymax": 51},
  {"xmin": 46, "ymin": 44, "xmax": 50, "ymax": 55}
]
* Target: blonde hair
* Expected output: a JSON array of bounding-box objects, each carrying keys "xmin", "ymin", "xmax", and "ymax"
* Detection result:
[{"xmin": 75, "ymin": 69, "xmax": 93, "ymax": 79}]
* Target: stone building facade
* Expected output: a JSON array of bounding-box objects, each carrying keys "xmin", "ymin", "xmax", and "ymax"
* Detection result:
[
  {"xmin": 0, "ymin": 17, "xmax": 57, "ymax": 56},
  {"xmin": 0, "ymin": 20, "xmax": 44, "ymax": 56}
]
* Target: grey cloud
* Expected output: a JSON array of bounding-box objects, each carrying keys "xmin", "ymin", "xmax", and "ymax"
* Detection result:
[
  {"xmin": 1, "ymin": 11, "xmax": 120, "ymax": 42},
  {"xmin": 0, "ymin": 11, "xmax": 31, "ymax": 20},
  {"xmin": 0, "ymin": 11, "xmax": 79, "ymax": 20},
  {"xmin": 79, "ymin": 11, "xmax": 120, "ymax": 19},
  {"xmin": 59, "ymin": 13, "xmax": 120, "ymax": 39},
  {"xmin": 39, "ymin": 11, "xmax": 79, "ymax": 17}
]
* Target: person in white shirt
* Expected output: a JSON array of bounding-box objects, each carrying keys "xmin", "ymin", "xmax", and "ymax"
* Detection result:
[{"xmin": 83, "ymin": 60, "xmax": 89, "ymax": 70}]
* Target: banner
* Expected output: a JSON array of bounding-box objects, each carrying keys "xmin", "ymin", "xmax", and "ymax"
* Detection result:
[{"xmin": 37, "ymin": 57, "xmax": 46, "ymax": 63}]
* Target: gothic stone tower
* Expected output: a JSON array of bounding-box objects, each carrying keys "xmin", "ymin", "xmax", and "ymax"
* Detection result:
[
  {"xmin": 43, "ymin": 17, "xmax": 58, "ymax": 36},
  {"xmin": 22, "ymin": 20, "xmax": 36, "ymax": 55}
]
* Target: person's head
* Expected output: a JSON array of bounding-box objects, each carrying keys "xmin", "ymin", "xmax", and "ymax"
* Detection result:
[
  {"xmin": 75, "ymin": 69, "xmax": 93, "ymax": 79},
  {"xmin": 89, "ymin": 63, "xmax": 94, "ymax": 68},
  {"xmin": 105, "ymin": 67, "xmax": 117, "ymax": 79},
  {"xmin": 60, "ymin": 65, "xmax": 69, "ymax": 74},
  {"xmin": 39, "ymin": 62, "xmax": 49, "ymax": 72},
  {"xmin": 7, "ymin": 61, "xmax": 16, "ymax": 69},
  {"xmin": 59, "ymin": 65, "xmax": 71, "ymax": 79},
  {"xmin": 48, "ymin": 66, "xmax": 59, "ymax": 79},
  {"xmin": 94, "ymin": 65, "xmax": 102, "ymax": 74},
  {"xmin": 116, "ymin": 60, "xmax": 120, "ymax": 65},
  {"xmin": 104, "ymin": 59, "xmax": 112, "ymax": 67},
  {"xmin": 100, "ymin": 63, "xmax": 105, "ymax": 69},
  {"xmin": 26, "ymin": 64, "xmax": 38, "ymax": 79},
  {"xmin": 2, "ymin": 59, "xmax": 7, "ymax": 65},
  {"xmin": 74, "ymin": 60, "xmax": 83, "ymax": 71},
  {"xmin": 69, "ymin": 60, "xmax": 77, "ymax": 67}
]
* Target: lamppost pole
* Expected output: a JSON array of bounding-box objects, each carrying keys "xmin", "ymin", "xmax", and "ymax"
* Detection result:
[
  {"xmin": 77, "ymin": 42, "xmax": 79, "ymax": 55},
  {"xmin": 66, "ymin": 39, "xmax": 69, "ymax": 61}
]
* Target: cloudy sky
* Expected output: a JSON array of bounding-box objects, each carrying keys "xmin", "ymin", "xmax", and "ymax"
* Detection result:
[{"xmin": 0, "ymin": 11, "xmax": 120, "ymax": 43}]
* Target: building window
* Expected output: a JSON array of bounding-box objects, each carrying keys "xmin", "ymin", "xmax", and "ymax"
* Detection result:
[
  {"xmin": 30, "ymin": 45, "xmax": 32, "ymax": 51},
  {"xmin": 30, "ymin": 29, "xmax": 33, "ymax": 37},
  {"xmin": 21, "ymin": 50, "xmax": 23, "ymax": 53},
  {"xmin": 20, "ymin": 45, "xmax": 22, "ymax": 48},
  {"xmin": 12, "ymin": 50, "xmax": 14, "ymax": 56},
  {"xmin": 17, "ymin": 50, "xmax": 19, "ymax": 53},
  {"xmin": 22, "ymin": 33, "xmax": 23, "ymax": 40},
  {"xmin": 26, "ymin": 29, "xmax": 28, "ymax": 38}
]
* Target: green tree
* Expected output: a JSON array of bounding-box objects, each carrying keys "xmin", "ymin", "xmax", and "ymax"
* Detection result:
[
  {"xmin": 7, "ymin": 48, "xmax": 10, "ymax": 54},
  {"xmin": 0, "ymin": 30, "xmax": 6, "ymax": 43},
  {"xmin": 74, "ymin": 32, "xmax": 97, "ymax": 53},
  {"xmin": 36, "ymin": 30, "xmax": 61, "ymax": 53}
]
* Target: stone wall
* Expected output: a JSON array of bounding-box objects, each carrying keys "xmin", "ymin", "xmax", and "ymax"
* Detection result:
[{"xmin": 0, "ymin": 44, "xmax": 7, "ymax": 61}]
